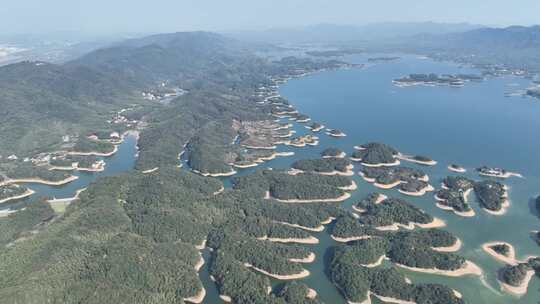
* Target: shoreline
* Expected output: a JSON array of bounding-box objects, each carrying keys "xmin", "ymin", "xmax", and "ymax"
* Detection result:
[
  {"xmin": 480, "ymin": 241, "xmax": 536, "ymax": 266},
  {"xmin": 357, "ymin": 159, "xmax": 401, "ymax": 167},
  {"xmin": 398, "ymin": 184, "xmax": 435, "ymax": 197},
  {"xmin": 361, "ymin": 255, "xmax": 386, "ymax": 268},
  {"xmin": 259, "ymin": 235, "xmax": 319, "ymax": 245},
  {"xmin": 432, "ymin": 238, "xmax": 462, "ymax": 253},
  {"xmin": 276, "ymin": 220, "xmax": 325, "ymax": 232},
  {"xmin": 0, "ymin": 175, "xmax": 79, "ymax": 187},
  {"xmin": 68, "ymin": 144, "xmax": 119, "ymax": 157},
  {"xmin": 289, "ymin": 252, "xmax": 316, "ymax": 263},
  {"xmin": 483, "ymin": 195, "xmax": 510, "ymax": 216},
  {"xmin": 266, "ymin": 191, "xmax": 351, "ymax": 203},
  {"xmin": 448, "ymin": 165, "xmax": 467, "ymax": 173},
  {"xmin": 192, "ymin": 169, "xmax": 237, "ymax": 177},
  {"xmin": 397, "ymin": 154, "xmax": 437, "ymax": 166},
  {"xmin": 375, "ymin": 217, "xmax": 446, "ymax": 231},
  {"xmin": 478, "ymin": 171, "xmax": 523, "ymax": 179},
  {"xmin": 395, "ymin": 260, "xmax": 482, "ymax": 277},
  {"xmin": 184, "ymin": 287, "xmax": 206, "ymax": 304},
  {"xmin": 142, "ymin": 167, "xmax": 159, "ymax": 174},
  {"xmin": 331, "ymin": 235, "xmax": 371, "ymax": 243},
  {"xmin": 244, "ymin": 263, "xmax": 310, "ymax": 280},
  {"xmin": 500, "ymin": 270, "xmax": 536, "ymax": 296},
  {"xmin": 0, "ymin": 188, "xmax": 35, "ymax": 204}
]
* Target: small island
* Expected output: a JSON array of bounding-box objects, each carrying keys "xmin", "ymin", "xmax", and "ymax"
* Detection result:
[
  {"xmin": 497, "ymin": 257, "xmax": 540, "ymax": 296},
  {"xmin": 351, "ymin": 142, "xmax": 400, "ymax": 167},
  {"xmin": 359, "ymin": 166, "xmax": 432, "ymax": 196},
  {"xmin": 435, "ymin": 176, "xmax": 510, "ymax": 216},
  {"xmin": 291, "ymin": 158, "xmax": 354, "ymax": 176},
  {"xmin": 306, "ymin": 122, "xmax": 325, "ymax": 132},
  {"xmin": 434, "ymin": 176, "xmax": 475, "ymax": 217},
  {"xmin": 476, "ymin": 166, "xmax": 522, "ymax": 179},
  {"xmin": 329, "ymin": 209, "xmax": 473, "ymax": 304},
  {"xmin": 321, "ymin": 148, "xmax": 346, "ymax": 159},
  {"xmin": 474, "ymin": 180, "xmax": 509, "ymax": 215},
  {"xmin": 482, "ymin": 242, "xmax": 516, "ymax": 265},
  {"xmin": 285, "ymin": 135, "xmax": 320, "ymax": 147},
  {"xmin": 367, "ymin": 56, "xmax": 400, "ymax": 62},
  {"xmin": 448, "ymin": 164, "xmax": 466, "ymax": 173},
  {"xmin": 326, "ymin": 129, "xmax": 347, "ymax": 138},
  {"xmin": 352, "ymin": 193, "xmax": 444, "ymax": 230},
  {"xmin": 397, "ymin": 154, "xmax": 437, "ymax": 166},
  {"xmin": 393, "ymin": 73, "xmax": 483, "ymax": 88}
]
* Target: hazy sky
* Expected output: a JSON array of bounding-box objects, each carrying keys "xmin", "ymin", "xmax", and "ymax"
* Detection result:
[{"xmin": 2, "ymin": 0, "xmax": 539, "ymax": 35}]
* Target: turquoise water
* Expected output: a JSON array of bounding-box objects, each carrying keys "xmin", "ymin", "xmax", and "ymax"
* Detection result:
[
  {"xmin": 0, "ymin": 134, "xmax": 138, "ymax": 211},
  {"xmin": 207, "ymin": 54, "xmax": 540, "ymax": 303},
  {"xmin": 270, "ymin": 54, "xmax": 540, "ymax": 303}
]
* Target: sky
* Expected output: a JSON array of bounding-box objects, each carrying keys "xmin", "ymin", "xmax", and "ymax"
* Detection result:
[{"xmin": 1, "ymin": 0, "xmax": 539, "ymax": 35}]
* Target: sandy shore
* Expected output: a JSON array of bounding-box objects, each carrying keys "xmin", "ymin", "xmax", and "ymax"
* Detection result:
[
  {"xmin": 360, "ymin": 159, "xmax": 401, "ymax": 168},
  {"xmin": 0, "ymin": 188, "xmax": 35, "ymax": 204},
  {"xmin": 483, "ymin": 196, "xmax": 510, "ymax": 216},
  {"xmin": 433, "ymin": 238, "xmax": 462, "ymax": 253},
  {"xmin": 260, "ymin": 235, "xmax": 319, "ymax": 245},
  {"xmin": 68, "ymin": 144, "xmax": 118, "ymax": 157},
  {"xmin": 434, "ymin": 189, "xmax": 476, "ymax": 217},
  {"xmin": 0, "ymin": 175, "xmax": 79, "ymax": 187},
  {"xmin": 480, "ymin": 242, "xmax": 536, "ymax": 266},
  {"xmin": 267, "ymin": 191, "xmax": 351, "ymax": 203},
  {"xmin": 288, "ymin": 166, "xmax": 355, "ymax": 177},
  {"xmin": 395, "ymin": 260, "xmax": 482, "ymax": 277},
  {"xmin": 331, "ymin": 235, "xmax": 371, "ymax": 243},
  {"xmin": 322, "ymin": 151, "xmax": 347, "ymax": 159},
  {"xmin": 448, "ymin": 165, "xmax": 467, "ymax": 173},
  {"xmin": 195, "ymin": 239, "xmax": 207, "ymax": 250},
  {"xmin": 398, "ymin": 184, "xmax": 435, "ymax": 197},
  {"xmin": 358, "ymin": 172, "xmax": 376, "ymax": 183},
  {"xmin": 192, "ymin": 169, "xmax": 237, "ymax": 177},
  {"xmin": 373, "ymin": 180, "xmax": 402, "ymax": 190},
  {"xmin": 242, "ymin": 144, "xmax": 277, "ymax": 150},
  {"xmin": 213, "ymin": 186, "xmax": 225, "ymax": 196},
  {"xmin": 397, "ymin": 154, "xmax": 437, "ymax": 166},
  {"xmin": 326, "ymin": 131, "xmax": 347, "ymax": 137},
  {"xmin": 183, "ymin": 287, "xmax": 206, "ymax": 304},
  {"xmin": 362, "ymin": 255, "xmax": 386, "ymax": 268},
  {"xmin": 307, "ymin": 125, "xmax": 325, "ymax": 132},
  {"xmin": 339, "ymin": 180, "xmax": 358, "ymax": 191},
  {"xmin": 194, "ymin": 254, "xmax": 205, "ymax": 271},
  {"xmin": 276, "ymin": 221, "xmax": 325, "ymax": 232},
  {"xmin": 142, "ymin": 167, "xmax": 159, "ymax": 174},
  {"xmin": 306, "ymin": 288, "xmax": 318, "ymax": 299},
  {"xmin": 500, "ymin": 270, "xmax": 536, "ymax": 296},
  {"xmin": 289, "ymin": 252, "xmax": 316, "ymax": 263},
  {"xmin": 376, "ymin": 217, "xmax": 446, "ymax": 231},
  {"xmin": 372, "ymin": 293, "xmax": 416, "ymax": 304},
  {"xmin": 244, "ymin": 263, "xmax": 310, "ymax": 280},
  {"xmin": 478, "ymin": 171, "xmax": 523, "ymax": 179}
]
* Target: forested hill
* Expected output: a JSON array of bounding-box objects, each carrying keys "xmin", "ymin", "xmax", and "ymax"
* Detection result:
[
  {"xmin": 67, "ymin": 31, "xmax": 267, "ymax": 89},
  {"xmin": 0, "ymin": 32, "xmax": 267, "ymax": 157},
  {"xmin": 0, "ymin": 60, "xmax": 139, "ymax": 156},
  {"xmin": 363, "ymin": 25, "xmax": 540, "ymax": 72}
]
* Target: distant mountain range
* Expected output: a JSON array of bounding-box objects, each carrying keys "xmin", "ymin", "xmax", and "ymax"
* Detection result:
[
  {"xmin": 227, "ymin": 22, "xmax": 485, "ymax": 44},
  {"xmin": 365, "ymin": 25, "xmax": 540, "ymax": 72}
]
